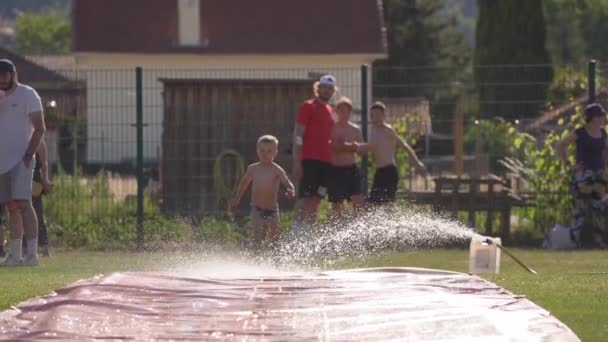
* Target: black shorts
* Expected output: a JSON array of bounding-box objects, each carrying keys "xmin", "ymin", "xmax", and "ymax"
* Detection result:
[
  {"xmin": 298, "ymin": 160, "xmax": 332, "ymax": 198},
  {"xmin": 328, "ymin": 165, "xmax": 362, "ymax": 203},
  {"xmin": 369, "ymin": 165, "xmax": 399, "ymax": 204},
  {"xmin": 0, "ymin": 204, "xmax": 3, "ymax": 225}
]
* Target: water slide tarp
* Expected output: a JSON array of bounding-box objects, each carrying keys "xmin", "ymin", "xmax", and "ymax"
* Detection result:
[{"xmin": 0, "ymin": 267, "xmax": 579, "ymax": 341}]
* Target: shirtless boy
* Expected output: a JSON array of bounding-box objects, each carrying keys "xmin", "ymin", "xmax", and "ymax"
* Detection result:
[
  {"xmin": 359, "ymin": 101, "xmax": 426, "ymax": 204},
  {"xmin": 230, "ymin": 135, "xmax": 295, "ymax": 248},
  {"xmin": 328, "ymin": 97, "xmax": 364, "ymax": 216}
]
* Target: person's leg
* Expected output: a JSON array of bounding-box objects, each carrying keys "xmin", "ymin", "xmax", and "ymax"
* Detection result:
[
  {"xmin": 348, "ymin": 166, "xmax": 364, "ymax": 211},
  {"xmin": 1, "ymin": 202, "xmax": 24, "ymax": 265},
  {"xmin": 32, "ymin": 195, "xmax": 49, "ymax": 256},
  {"xmin": 368, "ymin": 168, "xmax": 385, "ymax": 205},
  {"xmin": 385, "ymin": 165, "xmax": 400, "ymax": 203},
  {"xmin": 11, "ymin": 160, "xmax": 38, "ymax": 264},
  {"xmin": 328, "ymin": 166, "xmax": 347, "ymax": 220},
  {"xmin": 293, "ymin": 160, "xmax": 322, "ymax": 231},
  {"xmin": 17, "ymin": 200, "xmax": 38, "ymax": 261},
  {"xmin": 251, "ymin": 219, "xmax": 266, "ymax": 250},
  {"xmin": 266, "ymin": 220, "xmax": 281, "ymax": 245},
  {"xmin": 331, "ymin": 201, "xmax": 345, "ymax": 219},
  {"xmin": 570, "ymin": 172, "xmax": 589, "ymax": 247},
  {"xmin": 351, "ymin": 195, "xmax": 365, "ymax": 210}
]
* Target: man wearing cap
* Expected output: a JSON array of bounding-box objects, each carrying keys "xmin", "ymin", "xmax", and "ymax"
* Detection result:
[
  {"xmin": 557, "ymin": 103, "xmax": 608, "ymax": 248},
  {"xmin": 0, "ymin": 59, "xmax": 45, "ymax": 266},
  {"xmin": 291, "ymin": 75, "xmax": 337, "ymax": 231}
]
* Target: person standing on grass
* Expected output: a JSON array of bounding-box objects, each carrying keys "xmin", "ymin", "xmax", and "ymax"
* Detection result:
[
  {"xmin": 291, "ymin": 75, "xmax": 337, "ymax": 232},
  {"xmin": 230, "ymin": 135, "xmax": 295, "ymax": 248},
  {"xmin": 358, "ymin": 101, "xmax": 426, "ymax": 205},
  {"xmin": 0, "ymin": 59, "xmax": 45, "ymax": 267},
  {"xmin": 557, "ymin": 103, "xmax": 608, "ymax": 248},
  {"xmin": 327, "ymin": 96, "xmax": 364, "ymax": 218}
]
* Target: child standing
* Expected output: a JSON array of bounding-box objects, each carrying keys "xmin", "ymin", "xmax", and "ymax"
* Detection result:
[
  {"xmin": 230, "ymin": 135, "xmax": 295, "ymax": 248},
  {"xmin": 328, "ymin": 96, "xmax": 364, "ymax": 217},
  {"xmin": 359, "ymin": 101, "xmax": 426, "ymax": 204}
]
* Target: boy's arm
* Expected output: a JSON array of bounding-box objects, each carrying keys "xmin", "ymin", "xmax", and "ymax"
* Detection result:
[
  {"xmin": 357, "ymin": 141, "xmax": 375, "ymax": 154},
  {"xmin": 230, "ymin": 166, "xmax": 253, "ymax": 207},
  {"xmin": 393, "ymin": 129, "xmax": 425, "ymax": 172},
  {"xmin": 277, "ymin": 165, "xmax": 296, "ymax": 198},
  {"xmin": 331, "ymin": 135, "xmax": 359, "ymax": 152}
]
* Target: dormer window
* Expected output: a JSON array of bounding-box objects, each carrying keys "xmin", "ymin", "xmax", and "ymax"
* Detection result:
[{"xmin": 178, "ymin": 0, "xmax": 200, "ymax": 46}]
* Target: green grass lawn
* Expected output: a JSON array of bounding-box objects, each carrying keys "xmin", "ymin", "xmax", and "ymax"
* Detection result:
[{"xmin": 0, "ymin": 249, "xmax": 606, "ymax": 341}]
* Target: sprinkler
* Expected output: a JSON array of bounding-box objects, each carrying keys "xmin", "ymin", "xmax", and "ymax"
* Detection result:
[{"xmin": 483, "ymin": 238, "xmax": 537, "ymax": 275}]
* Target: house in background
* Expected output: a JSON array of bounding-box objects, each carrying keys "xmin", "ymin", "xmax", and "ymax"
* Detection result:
[
  {"xmin": 69, "ymin": 0, "xmax": 386, "ymax": 214},
  {"xmin": 70, "ymin": 0, "xmax": 387, "ymax": 165}
]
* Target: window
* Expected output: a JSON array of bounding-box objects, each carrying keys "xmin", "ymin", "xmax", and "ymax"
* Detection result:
[{"xmin": 178, "ymin": 0, "xmax": 200, "ymax": 46}]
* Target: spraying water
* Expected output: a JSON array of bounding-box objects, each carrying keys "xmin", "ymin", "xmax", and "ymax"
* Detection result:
[{"xmin": 264, "ymin": 205, "xmax": 476, "ymax": 267}]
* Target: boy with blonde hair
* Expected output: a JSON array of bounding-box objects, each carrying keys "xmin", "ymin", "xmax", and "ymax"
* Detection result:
[
  {"xmin": 358, "ymin": 101, "xmax": 426, "ymax": 204},
  {"xmin": 328, "ymin": 96, "xmax": 364, "ymax": 216},
  {"xmin": 230, "ymin": 135, "xmax": 295, "ymax": 248}
]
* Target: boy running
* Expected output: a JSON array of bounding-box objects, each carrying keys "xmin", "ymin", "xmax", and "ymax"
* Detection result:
[
  {"xmin": 328, "ymin": 97, "xmax": 364, "ymax": 216},
  {"xmin": 359, "ymin": 101, "xmax": 426, "ymax": 204},
  {"xmin": 230, "ymin": 135, "xmax": 295, "ymax": 248}
]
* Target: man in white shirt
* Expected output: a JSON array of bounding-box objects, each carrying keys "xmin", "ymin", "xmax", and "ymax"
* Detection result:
[{"xmin": 0, "ymin": 59, "xmax": 46, "ymax": 266}]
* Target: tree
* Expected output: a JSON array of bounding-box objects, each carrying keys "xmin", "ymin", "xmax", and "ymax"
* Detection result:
[
  {"xmin": 14, "ymin": 11, "xmax": 70, "ymax": 54},
  {"xmin": 543, "ymin": 0, "xmax": 586, "ymax": 66},
  {"xmin": 578, "ymin": 0, "xmax": 608, "ymax": 62},
  {"xmin": 475, "ymin": 0, "xmax": 553, "ymax": 119},
  {"xmin": 373, "ymin": 0, "xmax": 470, "ymax": 131}
]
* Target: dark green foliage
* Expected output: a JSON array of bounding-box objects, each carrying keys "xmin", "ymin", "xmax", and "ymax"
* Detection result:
[{"xmin": 475, "ymin": 0, "xmax": 553, "ymax": 119}]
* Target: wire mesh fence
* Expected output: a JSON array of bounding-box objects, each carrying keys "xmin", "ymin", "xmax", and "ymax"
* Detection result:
[{"xmin": 8, "ymin": 61, "xmax": 599, "ymax": 245}]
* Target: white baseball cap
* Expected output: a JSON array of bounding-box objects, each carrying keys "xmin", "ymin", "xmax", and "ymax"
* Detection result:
[{"xmin": 319, "ymin": 74, "xmax": 337, "ymax": 87}]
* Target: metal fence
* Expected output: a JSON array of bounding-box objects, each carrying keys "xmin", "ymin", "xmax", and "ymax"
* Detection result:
[{"xmin": 19, "ymin": 61, "xmax": 599, "ymax": 246}]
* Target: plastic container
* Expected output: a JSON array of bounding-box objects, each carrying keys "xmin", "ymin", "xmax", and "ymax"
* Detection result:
[{"xmin": 469, "ymin": 234, "xmax": 501, "ymax": 274}]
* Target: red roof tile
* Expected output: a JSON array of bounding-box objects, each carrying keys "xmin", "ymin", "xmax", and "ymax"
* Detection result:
[{"xmin": 72, "ymin": 0, "xmax": 387, "ymax": 55}]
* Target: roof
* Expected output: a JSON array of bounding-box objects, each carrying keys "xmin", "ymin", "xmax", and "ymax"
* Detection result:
[
  {"xmin": 27, "ymin": 54, "xmax": 77, "ymax": 70},
  {"xmin": 0, "ymin": 47, "xmax": 83, "ymax": 89},
  {"xmin": 525, "ymin": 90, "xmax": 608, "ymax": 132},
  {"xmin": 71, "ymin": 0, "xmax": 387, "ymax": 55}
]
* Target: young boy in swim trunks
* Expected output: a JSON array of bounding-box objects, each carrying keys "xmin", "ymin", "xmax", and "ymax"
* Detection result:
[
  {"xmin": 358, "ymin": 101, "xmax": 426, "ymax": 204},
  {"xmin": 230, "ymin": 135, "xmax": 295, "ymax": 248},
  {"xmin": 328, "ymin": 97, "xmax": 364, "ymax": 217}
]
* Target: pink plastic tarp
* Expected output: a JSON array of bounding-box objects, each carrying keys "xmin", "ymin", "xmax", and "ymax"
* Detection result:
[{"xmin": 0, "ymin": 267, "xmax": 579, "ymax": 341}]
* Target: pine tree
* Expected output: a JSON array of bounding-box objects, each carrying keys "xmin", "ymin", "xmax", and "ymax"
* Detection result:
[
  {"xmin": 374, "ymin": 0, "xmax": 470, "ymax": 99},
  {"xmin": 475, "ymin": 0, "xmax": 553, "ymax": 119},
  {"xmin": 544, "ymin": 0, "xmax": 585, "ymax": 66}
]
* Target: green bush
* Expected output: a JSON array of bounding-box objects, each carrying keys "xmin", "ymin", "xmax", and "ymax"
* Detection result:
[
  {"xmin": 500, "ymin": 109, "xmax": 586, "ymax": 231},
  {"xmin": 464, "ymin": 117, "xmax": 521, "ymax": 174},
  {"xmin": 45, "ymin": 169, "xmax": 244, "ymax": 248}
]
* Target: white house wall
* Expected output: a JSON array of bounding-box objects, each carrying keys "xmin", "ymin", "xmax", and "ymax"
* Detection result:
[{"xmin": 75, "ymin": 58, "xmax": 371, "ymax": 164}]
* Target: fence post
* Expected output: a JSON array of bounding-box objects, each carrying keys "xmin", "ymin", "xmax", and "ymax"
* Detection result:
[
  {"xmin": 135, "ymin": 67, "xmax": 144, "ymax": 249},
  {"xmin": 589, "ymin": 60, "xmax": 597, "ymax": 104},
  {"xmin": 360, "ymin": 65, "xmax": 369, "ymax": 195}
]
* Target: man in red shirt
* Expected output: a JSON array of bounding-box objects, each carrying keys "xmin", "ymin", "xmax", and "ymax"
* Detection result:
[{"xmin": 292, "ymin": 75, "xmax": 336, "ymax": 231}]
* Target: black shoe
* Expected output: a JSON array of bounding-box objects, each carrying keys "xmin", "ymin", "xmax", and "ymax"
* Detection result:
[{"xmin": 40, "ymin": 245, "xmax": 51, "ymax": 257}]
